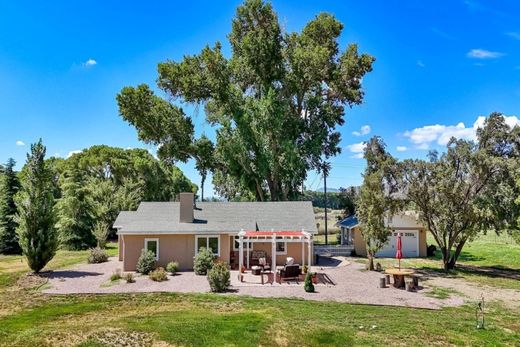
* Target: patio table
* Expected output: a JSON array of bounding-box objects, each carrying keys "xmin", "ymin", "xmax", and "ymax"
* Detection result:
[{"xmin": 384, "ymin": 268, "xmax": 414, "ymax": 288}]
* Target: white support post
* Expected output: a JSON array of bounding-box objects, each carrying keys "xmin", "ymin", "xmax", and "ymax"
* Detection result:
[
  {"xmin": 272, "ymin": 235, "xmax": 277, "ymax": 276},
  {"xmin": 239, "ymin": 232, "xmax": 244, "ymax": 273},
  {"xmin": 246, "ymin": 238, "xmax": 250, "ymax": 270}
]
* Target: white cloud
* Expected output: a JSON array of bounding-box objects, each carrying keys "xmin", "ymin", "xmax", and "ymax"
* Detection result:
[
  {"xmin": 466, "ymin": 49, "xmax": 504, "ymax": 59},
  {"xmin": 67, "ymin": 150, "xmax": 82, "ymax": 158},
  {"xmin": 417, "ymin": 60, "xmax": 425, "ymax": 68},
  {"xmin": 396, "ymin": 146, "xmax": 407, "ymax": 152},
  {"xmin": 404, "ymin": 115, "xmax": 520, "ymax": 149},
  {"xmin": 506, "ymin": 32, "xmax": 520, "ymax": 40},
  {"xmin": 16, "ymin": 140, "xmax": 25, "ymax": 146},
  {"xmin": 83, "ymin": 58, "xmax": 97, "ymax": 67},
  {"xmin": 346, "ymin": 142, "xmax": 366, "ymax": 158},
  {"xmin": 352, "ymin": 125, "xmax": 371, "ymax": 136}
]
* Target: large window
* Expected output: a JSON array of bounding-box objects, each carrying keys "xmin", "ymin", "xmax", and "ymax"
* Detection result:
[
  {"xmin": 144, "ymin": 238, "xmax": 159, "ymax": 260},
  {"xmin": 276, "ymin": 241, "xmax": 287, "ymax": 255},
  {"xmin": 196, "ymin": 235, "xmax": 220, "ymax": 256}
]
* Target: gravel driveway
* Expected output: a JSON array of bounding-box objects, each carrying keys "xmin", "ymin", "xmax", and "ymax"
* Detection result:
[{"xmin": 42, "ymin": 257, "xmax": 463, "ymax": 309}]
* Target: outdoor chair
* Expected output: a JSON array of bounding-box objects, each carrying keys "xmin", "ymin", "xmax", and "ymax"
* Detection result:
[
  {"xmin": 277, "ymin": 264, "xmax": 301, "ymax": 283},
  {"xmin": 258, "ymin": 257, "xmax": 270, "ymax": 272}
]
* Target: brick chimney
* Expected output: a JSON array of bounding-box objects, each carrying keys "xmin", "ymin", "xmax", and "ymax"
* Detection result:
[{"xmin": 179, "ymin": 192, "xmax": 194, "ymax": 223}]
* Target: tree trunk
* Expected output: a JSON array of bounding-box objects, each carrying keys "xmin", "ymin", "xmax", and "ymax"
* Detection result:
[
  {"xmin": 447, "ymin": 239, "xmax": 467, "ymax": 270},
  {"xmin": 200, "ymin": 175, "xmax": 205, "ymax": 201},
  {"xmin": 367, "ymin": 254, "xmax": 375, "ymax": 271}
]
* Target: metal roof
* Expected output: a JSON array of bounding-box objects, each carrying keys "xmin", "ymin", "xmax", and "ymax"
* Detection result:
[
  {"xmin": 114, "ymin": 201, "xmax": 317, "ymax": 234},
  {"xmin": 337, "ymin": 215, "xmax": 359, "ymax": 229}
]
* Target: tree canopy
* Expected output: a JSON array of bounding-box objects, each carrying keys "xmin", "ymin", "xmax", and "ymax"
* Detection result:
[
  {"xmin": 402, "ymin": 113, "xmax": 520, "ymax": 270},
  {"xmin": 356, "ymin": 137, "xmax": 402, "ymax": 270},
  {"xmin": 117, "ymin": 0, "xmax": 374, "ymax": 201}
]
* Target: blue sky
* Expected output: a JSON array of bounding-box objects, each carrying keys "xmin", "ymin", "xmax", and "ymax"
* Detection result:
[{"xmin": 1, "ymin": 1, "xmax": 519, "ymax": 196}]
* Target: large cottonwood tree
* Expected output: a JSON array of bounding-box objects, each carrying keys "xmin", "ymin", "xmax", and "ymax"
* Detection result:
[{"xmin": 117, "ymin": 0, "xmax": 374, "ymax": 201}]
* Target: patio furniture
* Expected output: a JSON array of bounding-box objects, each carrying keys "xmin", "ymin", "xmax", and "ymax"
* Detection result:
[
  {"xmin": 385, "ymin": 268, "xmax": 415, "ymax": 288},
  {"xmin": 379, "ymin": 275, "xmax": 387, "ymax": 288},
  {"xmin": 277, "ymin": 264, "xmax": 301, "ymax": 283},
  {"xmin": 251, "ymin": 265, "xmax": 261, "ymax": 275},
  {"xmin": 258, "ymin": 257, "xmax": 270, "ymax": 272}
]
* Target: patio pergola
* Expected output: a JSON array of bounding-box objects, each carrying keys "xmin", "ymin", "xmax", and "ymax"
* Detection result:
[{"xmin": 236, "ymin": 229, "xmax": 313, "ymax": 273}]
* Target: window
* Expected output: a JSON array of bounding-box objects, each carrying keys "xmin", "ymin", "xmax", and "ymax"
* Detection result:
[
  {"xmin": 233, "ymin": 236, "xmax": 252, "ymax": 251},
  {"xmin": 196, "ymin": 235, "xmax": 220, "ymax": 256},
  {"xmin": 144, "ymin": 238, "xmax": 159, "ymax": 260},
  {"xmin": 276, "ymin": 241, "xmax": 287, "ymax": 255}
]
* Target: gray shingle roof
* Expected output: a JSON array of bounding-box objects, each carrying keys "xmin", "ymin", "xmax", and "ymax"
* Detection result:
[{"xmin": 114, "ymin": 201, "xmax": 317, "ymax": 234}]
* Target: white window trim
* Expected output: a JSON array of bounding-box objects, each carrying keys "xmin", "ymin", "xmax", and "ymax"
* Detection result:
[
  {"xmin": 144, "ymin": 238, "xmax": 159, "ymax": 261},
  {"xmin": 195, "ymin": 235, "xmax": 220, "ymax": 257},
  {"xmin": 276, "ymin": 241, "xmax": 287, "ymax": 255}
]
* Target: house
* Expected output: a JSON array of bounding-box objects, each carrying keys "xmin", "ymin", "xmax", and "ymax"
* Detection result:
[
  {"xmin": 337, "ymin": 212, "xmax": 427, "ymax": 257},
  {"xmin": 113, "ymin": 193, "xmax": 317, "ymax": 271}
]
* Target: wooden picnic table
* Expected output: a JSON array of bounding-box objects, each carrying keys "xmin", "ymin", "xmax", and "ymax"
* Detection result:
[{"xmin": 385, "ymin": 268, "xmax": 415, "ymax": 288}]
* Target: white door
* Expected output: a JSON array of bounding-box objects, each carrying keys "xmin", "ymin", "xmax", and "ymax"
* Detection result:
[{"xmin": 375, "ymin": 230, "xmax": 419, "ymax": 258}]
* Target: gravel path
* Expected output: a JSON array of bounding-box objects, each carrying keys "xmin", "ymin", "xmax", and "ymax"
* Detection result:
[{"xmin": 43, "ymin": 257, "xmax": 463, "ymax": 309}]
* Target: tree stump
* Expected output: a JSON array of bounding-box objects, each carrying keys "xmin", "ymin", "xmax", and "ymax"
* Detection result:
[
  {"xmin": 412, "ymin": 275, "xmax": 420, "ymax": 288},
  {"xmin": 405, "ymin": 280, "xmax": 414, "ymax": 292},
  {"xmin": 379, "ymin": 276, "xmax": 387, "ymax": 288}
]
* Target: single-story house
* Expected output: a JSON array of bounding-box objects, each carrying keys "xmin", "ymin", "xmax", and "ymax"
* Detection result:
[
  {"xmin": 337, "ymin": 212, "xmax": 427, "ymax": 257},
  {"xmin": 113, "ymin": 193, "xmax": 317, "ymax": 271}
]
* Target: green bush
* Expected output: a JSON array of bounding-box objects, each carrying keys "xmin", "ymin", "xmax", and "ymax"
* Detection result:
[
  {"xmin": 512, "ymin": 231, "xmax": 520, "ymax": 245},
  {"xmin": 304, "ymin": 272, "xmax": 315, "ymax": 293},
  {"xmin": 87, "ymin": 247, "xmax": 109, "ymax": 264},
  {"xmin": 149, "ymin": 267, "xmax": 168, "ymax": 282},
  {"xmin": 207, "ymin": 262, "xmax": 230, "ymax": 293},
  {"xmin": 194, "ymin": 247, "xmax": 214, "ymax": 275},
  {"xmin": 166, "ymin": 261, "xmax": 180, "ymax": 275},
  {"xmin": 110, "ymin": 269, "xmax": 122, "ymax": 281},
  {"xmin": 136, "ymin": 249, "xmax": 157, "ymax": 274},
  {"xmin": 124, "ymin": 272, "xmax": 135, "ymax": 283}
]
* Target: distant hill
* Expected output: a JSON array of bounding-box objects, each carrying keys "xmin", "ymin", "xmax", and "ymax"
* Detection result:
[{"xmin": 315, "ymin": 187, "xmax": 341, "ymax": 193}]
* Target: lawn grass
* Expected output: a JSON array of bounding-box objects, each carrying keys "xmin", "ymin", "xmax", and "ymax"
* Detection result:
[
  {"xmin": 355, "ymin": 233, "xmax": 520, "ymax": 290},
  {"xmin": 0, "ymin": 292, "xmax": 518, "ymax": 346}
]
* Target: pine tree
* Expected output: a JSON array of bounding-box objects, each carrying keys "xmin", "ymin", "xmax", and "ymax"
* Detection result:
[
  {"xmin": 56, "ymin": 168, "xmax": 96, "ymax": 250},
  {"xmin": 0, "ymin": 158, "xmax": 22, "ymax": 254},
  {"xmin": 16, "ymin": 140, "xmax": 58, "ymax": 273}
]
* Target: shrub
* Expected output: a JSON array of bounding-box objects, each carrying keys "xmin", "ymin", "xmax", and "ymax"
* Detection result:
[
  {"xmin": 124, "ymin": 273, "xmax": 135, "ymax": 283},
  {"xmin": 149, "ymin": 267, "xmax": 168, "ymax": 282},
  {"xmin": 194, "ymin": 247, "xmax": 214, "ymax": 275},
  {"xmin": 110, "ymin": 269, "xmax": 122, "ymax": 281},
  {"xmin": 304, "ymin": 272, "xmax": 315, "ymax": 293},
  {"xmin": 166, "ymin": 261, "xmax": 180, "ymax": 275},
  {"xmin": 207, "ymin": 262, "xmax": 230, "ymax": 293},
  {"xmin": 92, "ymin": 221, "xmax": 109, "ymax": 249},
  {"xmin": 136, "ymin": 249, "xmax": 157, "ymax": 274},
  {"xmin": 88, "ymin": 247, "xmax": 109, "ymax": 264}
]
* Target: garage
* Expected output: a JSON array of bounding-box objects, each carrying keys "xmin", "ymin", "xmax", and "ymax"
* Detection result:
[{"xmin": 375, "ymin": 230, "xmax": 419, "ymax": 258}]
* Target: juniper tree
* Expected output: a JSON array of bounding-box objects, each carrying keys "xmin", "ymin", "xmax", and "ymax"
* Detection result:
[
  {"xmin": 0, "ymin": 158, "xmax": 21, "ymax": 254},
  {"xmin": 16, "ymin": 140, "xmax": 58, "ymax": 273}
]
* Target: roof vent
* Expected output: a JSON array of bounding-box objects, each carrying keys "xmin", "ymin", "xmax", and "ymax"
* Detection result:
[{"xmin": 179, "ymin": 192, "xmax": 194, "ymax": 223}]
